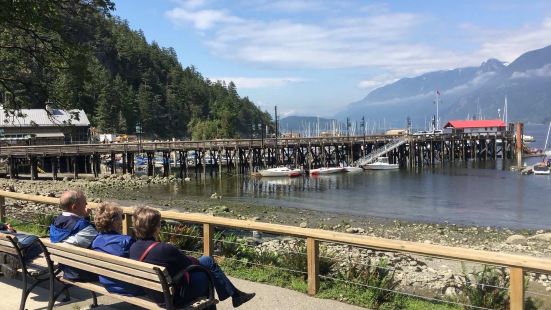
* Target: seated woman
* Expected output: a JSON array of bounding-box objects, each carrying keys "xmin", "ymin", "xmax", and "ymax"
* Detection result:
[
  {"xmin": 129, "ymin": 206, "xmax": 255, "ymax": 308},
  {"xmin": 91, "ymin": 204, "xmax": 144, "ymax": 296}
]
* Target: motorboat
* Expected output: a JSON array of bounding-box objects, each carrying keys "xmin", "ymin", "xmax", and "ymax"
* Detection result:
[
  {"xmin": 259, "ymin": 167, "xmax": 303, "ymax": 177},
  {"xmin": 522, "ymin": 135, "xmax": 536, "ymax": 143},
  {"xmin": 363, "ymin": 157, "xmax": 399, "ymax": 170},
  {"xmin": 342, "ymin": 166, "xmax": 363, "ymax": 173},
  {"xmin": 533, "ymin": 163, "xmax": 550, "ymax": 175},
  {"xmin": 310, "ymin": 167, "xmax": 345, "ymax": 175}
]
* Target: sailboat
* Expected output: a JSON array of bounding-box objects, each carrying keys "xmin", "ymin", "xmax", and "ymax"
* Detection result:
[{"xmin": 544, "ymin": 121, "xmax": 551, "ymax": 157}]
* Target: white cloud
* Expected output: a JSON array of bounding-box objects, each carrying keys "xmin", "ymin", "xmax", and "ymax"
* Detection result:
[
  {"xmin": 511, "ymin": 63, "xmax": 551, "ymax": 79},
  {"xmin": 467, "ymin": 17, "xmax": 551, "ymax": 63},
  {"xmin": 165, "ymin": 8, "xmax": 241, "ymax": 30},
  {"xmin": 164, "ymin": 2, "xmax": 551, "ymax": 94},
  {"xmin": 210, "ymin": 76, "xmax": 308, "ymax": 89}
]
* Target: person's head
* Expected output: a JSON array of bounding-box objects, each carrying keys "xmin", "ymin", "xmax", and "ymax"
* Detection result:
[
  {"xmin": 59, "ymin": 190, "xmax": 88, "ymax": 217},
  {"xmin": 132, "ymin": 206, "xmax": 161, "ymax": 240},
  {"xmin": 94, "ymin": 203, "xmax": 124, "ymax": 234}
]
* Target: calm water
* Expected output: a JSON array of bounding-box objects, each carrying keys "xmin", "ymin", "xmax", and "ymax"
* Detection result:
[{"xmin": 150, "ymin": 124, "xmax": 551, "ymax": 229}]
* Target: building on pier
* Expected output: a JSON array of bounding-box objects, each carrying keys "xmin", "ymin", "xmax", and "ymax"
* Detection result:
[
  {"xmin": 0, "ymin": 106, "xmax": 90, "ymax": 145},
  {"xmin": 443, "ymin": 119, "xmax": 506, "ymax": 135}
]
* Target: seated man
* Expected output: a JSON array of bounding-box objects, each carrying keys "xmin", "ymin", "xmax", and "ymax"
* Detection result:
[
  {"xmin": 49, "ymin": 189, "xmax": 98, "ymax": 281},
  {"xmin": 0, "ymin": 222, "xmax": 42, "ymax": 278}
]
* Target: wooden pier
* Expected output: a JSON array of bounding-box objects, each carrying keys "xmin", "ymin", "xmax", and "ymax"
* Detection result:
[{"xmin": 0, "ymin": 131, "xmax": 517, "ymax": 179}]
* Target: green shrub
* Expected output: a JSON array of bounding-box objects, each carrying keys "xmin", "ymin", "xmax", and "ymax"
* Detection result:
[
  {"xmin": 459, "ymin": 266, "xmax": 509, "ymax": 310},
  {"xmin": 160, "ymin": 223, "xmax": 202, "ymax": 252},
  {"xmin": 277, "ymin": 240, "xmax": 334, "ymax": 278},
  {"xmin": 214, "ymin": 232, "xmax": 241, "ymax": 257},
  {"xmin": 35, "ymin": 213, "xmax": 56, "ymax": 235},
  {"xmin": 336, "ymin": 256, "xmax": 401, "ymax": 309}
]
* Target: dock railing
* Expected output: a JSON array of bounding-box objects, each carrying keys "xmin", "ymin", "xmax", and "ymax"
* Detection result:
[{"xmin": 0, "ymin": 190, "xmax": 549, "ymax": 310}]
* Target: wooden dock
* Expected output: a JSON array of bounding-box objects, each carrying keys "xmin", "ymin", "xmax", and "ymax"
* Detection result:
[{"xmin": 0, "ymin": 132, "xmax": 517, "ymax": 179}]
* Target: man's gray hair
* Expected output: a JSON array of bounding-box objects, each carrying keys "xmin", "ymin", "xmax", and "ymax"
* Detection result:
[{"xmin": 59, "ymin": 190, "xmax": 85, "ymax": 211}]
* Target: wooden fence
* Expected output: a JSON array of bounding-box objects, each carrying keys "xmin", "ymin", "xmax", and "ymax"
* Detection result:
[{"xmin": 0, "ymin": 190, "xmax": 549, "ymax": 310}]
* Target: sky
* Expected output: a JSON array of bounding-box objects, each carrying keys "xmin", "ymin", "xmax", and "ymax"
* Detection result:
[{"xmin": 113, "ymin": 0, "xmax": 551, "ymax": 117}]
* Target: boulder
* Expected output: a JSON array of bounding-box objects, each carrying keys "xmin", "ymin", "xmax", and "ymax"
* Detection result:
[
  {"xmin": 345, "ymin": 227, "xmax": 365, "ymax": 234},
  {"xmin": 299, "ymin": 222, "xmax": 308, "ymax": 228},
  {"xmin": 528, "ymin": 233, "xmax": 551, "ymax": 242},
  {"xmin": 505, "ymin": 235, "xmax": 527, "ymax": 245}
]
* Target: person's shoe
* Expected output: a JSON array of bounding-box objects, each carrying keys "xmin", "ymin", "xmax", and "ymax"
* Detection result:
[{"xmin": 232, "ymin": 291, "xmax": 255, "ymax": 308}]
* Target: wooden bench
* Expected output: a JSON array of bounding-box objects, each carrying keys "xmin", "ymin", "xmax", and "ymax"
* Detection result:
[
  {"xmin": 0, "ymin": 233, "xmax": 55, "ymax": 310},
  {"xmin": 41, "ymin": 238, "xmax": 218, "ymax": 310}
]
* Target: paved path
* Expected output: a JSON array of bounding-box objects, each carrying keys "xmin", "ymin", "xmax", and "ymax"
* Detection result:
[{"xmin": 1, "ymin": 276, "xmax": 366, "ymax": 310}]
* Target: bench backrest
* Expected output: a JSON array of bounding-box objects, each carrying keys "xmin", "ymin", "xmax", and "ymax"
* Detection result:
[
  {"xmin": 41, "ymin": 238, "xmax": 173, "ymax": 292},
  {"xmin": 0, "ymin": 233, "xmax": 19, "ymax": 256}
]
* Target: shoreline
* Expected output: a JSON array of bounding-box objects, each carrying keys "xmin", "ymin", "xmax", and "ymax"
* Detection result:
[{"xmin": 1, "ymin": 175, "xmax": 549, "ymax": 257}]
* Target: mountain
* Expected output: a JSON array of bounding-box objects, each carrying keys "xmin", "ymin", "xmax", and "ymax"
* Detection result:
[
  {"xmin": 337, "ymin": 45, "xmax": 551, "ymax": 127},
  {"xmin": 279, "ymin": 116, "xmax": 336, "ymax": 133}
]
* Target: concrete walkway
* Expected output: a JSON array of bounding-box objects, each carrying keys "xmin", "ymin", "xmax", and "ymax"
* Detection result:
[{"xmin": 1, "ymin": 276, "xmax": 366, "ymax": 310}]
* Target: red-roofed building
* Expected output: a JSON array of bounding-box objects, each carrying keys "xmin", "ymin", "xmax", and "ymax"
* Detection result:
[{"xmin": 443, "ymin": 120, "xmax": 506, "ymax": 134}]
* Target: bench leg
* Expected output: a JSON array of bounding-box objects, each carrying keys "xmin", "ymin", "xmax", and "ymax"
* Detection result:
[
  {"xmin": 90, "ymin": 291, "xmax": 98, "ymax": 308},
  {"xmin": 19, "ymin": 273, "xmax": 28, "ymax": 310}
]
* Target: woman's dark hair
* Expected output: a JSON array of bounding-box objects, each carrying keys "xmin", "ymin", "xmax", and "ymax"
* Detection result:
[{"xmin": 132, "ymin": 206, "xmax": 161, "ymax": 239}]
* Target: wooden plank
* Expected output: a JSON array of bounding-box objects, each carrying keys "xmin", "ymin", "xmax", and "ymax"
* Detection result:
[
  {"xmin": 41, "ymin": 239, "xmax": 163, "ymax": 274},
  {"xmin": 307, "ymin": 237, "xmax": 319, "ymax": 296},
  {"xmin": 46, "ymin": 248, "xmax": 159, "ymax": 281},
  {"xmin": 509, "ymin": 267, "xmax": 524, "ymax": 310},
  {"xmin": 0, "ymin": 244, "xmax": 18, "ymax": 255},
  {"xmin": 122, "ymin": 213, "xmax": 132, "ymax": 236},
  {"xmin": 57, "ymin": 278, "xmax": 164, "ymax": 310},
  {"xmin": 50, "ymin": 255, "xmax": 164, "ymax": 292},
  {"xmin": 203, "ymin": 223, "xmax": 214, "ymax": 257}
]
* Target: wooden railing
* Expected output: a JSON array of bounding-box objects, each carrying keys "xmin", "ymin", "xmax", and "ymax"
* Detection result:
[{"xmin": 0, "ymin": 190, "xmax": 548, "ymax": 310}]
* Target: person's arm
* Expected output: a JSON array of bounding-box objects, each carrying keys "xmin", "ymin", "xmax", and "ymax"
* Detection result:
[{"xmin": 64, "ymin": 225, "xmax": 98, "ymax": 248}]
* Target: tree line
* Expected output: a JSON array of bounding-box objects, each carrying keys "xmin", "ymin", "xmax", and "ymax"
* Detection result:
[{"xmin": 0, "ymin": 0, "xmax": 272, "ymax": 140}]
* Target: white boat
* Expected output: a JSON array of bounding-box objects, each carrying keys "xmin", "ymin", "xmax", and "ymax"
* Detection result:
[
  {"xmin": 310, "ymin": 167, "xmax": 345, "ymax": 175},
  {"xmin": 343, "ymin": 166, "xmax": 363, "ymax": 173},
  {"xmin": 522, "ymin": 135, "xmax": 536, "ymax": 143},
  {"xmin": 363, "ymin": 157, "xmax": 399, "ymax": 170},
  {"xmin": 533, "ymin": 164, "xmax": 550, "ymax": 175},
  {"xmin": 259, "ymin": 167, "xmax": 302, "ymax": 177}
]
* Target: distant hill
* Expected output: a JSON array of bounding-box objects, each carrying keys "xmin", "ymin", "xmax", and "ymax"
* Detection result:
[
  {"xmin": 337, "ymin": 44, "xmax": 551, "ymax": 126},
  {"xmin": 279, "ymin": 116, "xmax": 336, "ymax": 133}
]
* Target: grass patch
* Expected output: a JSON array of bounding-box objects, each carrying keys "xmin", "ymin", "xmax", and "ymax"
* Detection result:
[{"xmin": 7, "ymin": 217, "xmax": 50, "ymax": 236}]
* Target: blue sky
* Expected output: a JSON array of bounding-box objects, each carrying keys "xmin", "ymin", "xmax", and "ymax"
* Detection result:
[{"xmin": 113, "ymin": 0, "xmax": 551, "ymax": 117}]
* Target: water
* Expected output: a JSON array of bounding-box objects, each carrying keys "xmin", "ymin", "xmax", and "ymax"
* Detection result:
[{"xmin": 147, "ymin": 124, "xmax": 551, "ymax": 230}]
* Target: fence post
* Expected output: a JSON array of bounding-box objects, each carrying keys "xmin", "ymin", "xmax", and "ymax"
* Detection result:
[
  {"xmin": 307, "ymin": 237, "xmax": 319, "ymax": 295},
  {"xmin": 0, "ymin": 196, "xmax": 5, "ymax": 223},
  {"xmin": 509, "ymin": 267, "xmax": 524, "ymax": 310},
  {"xmin": 203, "ymin": 223, "xmax": 214, "ymax": 257},
  {"xmin": 122, "ymin": 213, "xmax": 132, "ymax": 236}
]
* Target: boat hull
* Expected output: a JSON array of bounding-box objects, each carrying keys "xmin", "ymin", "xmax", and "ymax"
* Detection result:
[
  {"xmin": 259, "ymin": 168, "xmax": 302, "ymax": 177},
  {"xmin": 310, "ymin": 167, "xmax": 345, "ymax": 175},
  {"xmin": 363, "ymin": 164, "xmax": 399, "ymax": 170},
  {"xmin": 343, "ymin": 166, "xmax": 363, "ymax": 173}
]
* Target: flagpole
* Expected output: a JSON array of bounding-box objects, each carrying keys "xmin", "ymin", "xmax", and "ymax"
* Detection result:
[{"xmin": 436, "ymin": 91, "xmax": 440, "ymax": 130}]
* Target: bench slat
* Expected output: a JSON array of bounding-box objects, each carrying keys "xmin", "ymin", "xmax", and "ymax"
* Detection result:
[
  {"xmin": 57, "ymin": 277, "xmax": 165, "ymax": 310},
  {"xmin": 47, "ymin": 248, "xmax": 161, "ymax": 282},
  {"xmin": 41, "ymin": 238, "xmax": 167, "ymax": 274},
  {"xmin": 0, "ymin": 238, "xmax": 15, "ymax": 248},
  {"xmin": 0, "ymin": 244, "xmax": 18, "ymax": 255},
  {"xmin": 50, "ymin": 254, "xmax": 164, "ymax": 292}
]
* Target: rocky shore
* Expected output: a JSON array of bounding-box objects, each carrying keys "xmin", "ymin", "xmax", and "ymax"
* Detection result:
[{"xmin": 1, "ymin": 175, "xmax": 550, "ymax": 302}]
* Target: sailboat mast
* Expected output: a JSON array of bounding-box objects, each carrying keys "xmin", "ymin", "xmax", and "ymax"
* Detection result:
[{"xmin": 544, "ymin": 121, "xmax": 551, "ymax": 152}]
